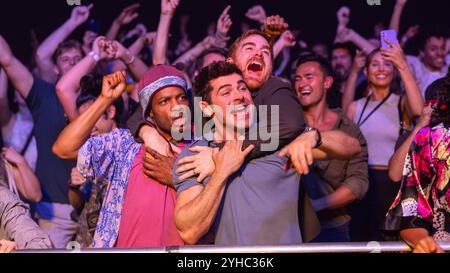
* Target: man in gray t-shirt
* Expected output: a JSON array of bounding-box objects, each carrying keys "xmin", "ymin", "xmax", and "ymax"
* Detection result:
[
  {"xmin": 173, "ymin": 62, "xmax": 360, "ymax": 245},
  {"xmin": 175, "ymin": 139, "xmax": 301, "ymax": 245}
]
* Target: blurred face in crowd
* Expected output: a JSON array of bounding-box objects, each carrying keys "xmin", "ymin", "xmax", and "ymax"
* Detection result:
[
  {"xmin": 295, "ymin": 61, "xmax": 333, "ymax": 110},
  {"xmin": 312, "ymin": 43, "xmax": 329, "ymax": 59},
  {"xmin": 228, "ymin": 34, "xmax": 273, "ymax": 92},
  {"xmin": 55, "ymin": 47, "xmax": 83, "ymax": 76},
  {"xmin": 201, "ymin": 73, "xmax": 254, "ymax": 132},
  {"xmin": 421, "ymin": 36, "xmax": 446, "ymax": 71},
  {"xmin": 78, "ymin": 100, "xmax": 117, "ymax": 137},
  {"xmin": 149, "ymin": 87, "xmax": 190, "ymax": 134},
  {"xmin": 202, "ymin": 53, "xmax": 226, "ymax": 69},
  {"xmin": 364, "ymin": 51, "xmax": 394, "ymax": 88},
  {"xmin": 331, "ymin": 48, "xmax": 353, "ymax": 82}
]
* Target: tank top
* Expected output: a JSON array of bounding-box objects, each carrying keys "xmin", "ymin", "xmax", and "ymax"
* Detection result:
[{"xmin": 353, "ymin": 93, "xmax": 401, "ymax": 166}]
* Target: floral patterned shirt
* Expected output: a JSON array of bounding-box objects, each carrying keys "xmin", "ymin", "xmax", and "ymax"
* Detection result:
[{"xmin": 385, "ymin": 123, "xmax": 450, "ymax": 242}]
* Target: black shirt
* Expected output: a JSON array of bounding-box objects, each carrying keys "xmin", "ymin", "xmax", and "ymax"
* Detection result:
[{"xmin": 25, "ymin": 76, "xmax": 75, "ymax": 204}]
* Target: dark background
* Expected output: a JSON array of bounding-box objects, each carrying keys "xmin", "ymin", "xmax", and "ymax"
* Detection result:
[{"xmin": 1, "ymin": 0, "xmax": 449, "ymax": 65}]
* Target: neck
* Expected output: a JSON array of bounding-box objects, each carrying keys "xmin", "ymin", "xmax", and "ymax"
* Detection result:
[
  {"xmin": 304, "ymin": 100, "xmax": 329, "ymax": 127},
  {"xmin": 213, "ymin": 124, "xmax": 245, "ymax": 143},
  {"xmin": 369, "ymin": 85, "xmax": 390, "ymax": 100}
]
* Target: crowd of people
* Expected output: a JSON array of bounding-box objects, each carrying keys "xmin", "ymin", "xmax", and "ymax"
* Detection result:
[{"xmin": 0, "ymin": 0, "xmax": 449, "ymax": 253}]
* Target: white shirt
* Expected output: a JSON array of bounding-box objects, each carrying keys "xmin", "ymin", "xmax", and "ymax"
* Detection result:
[{"xmin": 407, "ymin": 55, "xmax": 448, "ymax": 98}]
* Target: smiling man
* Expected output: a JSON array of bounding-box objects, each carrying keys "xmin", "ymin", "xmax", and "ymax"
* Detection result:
[{"xmin": 53, "ymin": 66, "xmax": 191, "ymax": 248}]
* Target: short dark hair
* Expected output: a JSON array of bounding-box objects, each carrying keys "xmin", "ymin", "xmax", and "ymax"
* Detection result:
[
  {"xmin": 76, "ymin": 74, "xmax": 125, "ymax": 127},
  {"xmin": 296, "ymin": 54, "xmax": 333, "ymax": 77},
  {"xmin": 194, "ymin": 47, "xmax": 228, "ymax": 72},
  {"xmin": 194, "ymin": 61, "xmax": 243, "ymax": 104},
  {"xmin": 425, "ymin": 76, "xmax": 450, "ymax": 127},
  {"xmin": 331, "ymin": 42, "xmax": 356, "ymax": 59},
  {"xmin": 52, "ymin": 39, "xmax": 84, "ymax": 64},
  {"xmin": 228, "ymin": 29, "xmax": 272, "ymax": 60},
  {"xmin": 418, "ymin": 31, "xmax": 446, "ymax": 51}
]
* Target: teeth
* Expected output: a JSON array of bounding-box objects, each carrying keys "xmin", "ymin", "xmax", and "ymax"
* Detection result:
[{"xmin": 232, "ymin": 105, "xmax": 247, "ymax": 113}]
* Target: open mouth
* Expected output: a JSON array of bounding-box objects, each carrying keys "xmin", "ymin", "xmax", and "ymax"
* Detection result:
[
  {"xmin": 247, "ymin": 59, "xmax": 264, "ymax": 73},
  {"xmin": 298, "ymin": 88, "xmax": 312, "ymax": 97}
]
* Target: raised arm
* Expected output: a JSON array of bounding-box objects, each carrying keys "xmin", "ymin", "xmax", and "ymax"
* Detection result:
[
  {"xmin": 388, "ymin": 105, "xmax": 431, "ymax": 182},
  {"xmin": 0, "ymin": 68, "xmax": 11, "ymax": 126},
  {"xmin": 273, "ymin": 30, "xmax": 296, "ymax": 59},
  {"xmin": 36, "ymin": 4, "xmax": 93, "ymax": 83},
  {"xmin": 52, "ymin": 71, "xmax": 126, "ymax": 160},
  {"xmin": 381, "ymin": 39, "xmax": 423, "ymax": 117},
  {"xmin": 389, "ymin": 0, "xmax": 408, "ymax": 35},
  {"xmin": 342, "ymin": 50, "xmax": 366, "ymax": 112},
  {"xmin": 172, "ymin": 36, "xmax": 215, "ymax": 66},
  {"xmin": 245, "ymin": 5, "xmax": 267, "ymax": 26},
  {"xmin": 105, "ymin": 3, "xmax": 140, "ymax": 41},
  {"xmin": 335, "ymin": 27, "xmax": 376, "ymax": 55},
  {"xmin": 0, "ymin": 35, "xmax": 33, "ymax": 99},
  {"xmin": 153, "ymin": 0, "xmax": 180, "ymax": 65}
]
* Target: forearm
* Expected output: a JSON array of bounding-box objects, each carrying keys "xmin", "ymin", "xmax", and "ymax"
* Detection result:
[
  {"xmin": 1, "ymin": 57, "xmax": 33, "ymax": 99},
  {"xmin": 128, "ymin": 37, "xmax": 146, "ymax": 57},
  {"xmin": 398, "ymin": 67, "xmax": 423, "ymax": 117},
  {"xmin": 53, "ymin": 96, "xmax": 112, "ymax": 159},
  {"xmin": 175, "ymin": 173, "xmax": 228, "ymax": 244},
  {"xmin": 389, "ymin": 3, "xmax": 406, "ymax": 34},
  {"xmin": 13, "ymin": 161, "xmax": 42, "ymax": 202},
  {"xmin": 400, "ymin": 228, "xmax": 430, "ymax": 248},
  {"xmin": 273, "ymin": 39, "xmax": 286, "ymax": 59},
  {"xmin": 312, "ymin": 186, "xmax": 357, "ymax": 212},
  {"xmin": 388, "ymin": 128, "xmax": 419, "ymax": 182},
  {"xmin": 0, "ymin": 69, "xmax": 11, "ymax": 125},
  {"xmin": 124, "ymin": 55, "xmax": 148, "ymax": 81},
  {"xmin": 342, "ymin": 69, "xmax": 359, "ymax": 112},
  {"xmin": 56, "ymin": 55, "xmax": 97, "ymax": 121},
  {"xmin": 106, "ymin": 20, "xmax": 122, "ymax": 41},
  {"xmin": 36, "ymin": 20, "xmax": 77, "ymax": 82},
  {"xmin": 153, "ymin": 14, "xmax": 173, "ymax": 65},
  {"xmin": 172, "ymin": 41, "xmax": 205, "ymax": 66},
  {"xmin": 350, "ymin": 33, "xmax": 376, "ymax": 55},
  {"xmin": 314, "ymin": 131, "xmax": 361, "ymax": 160}
]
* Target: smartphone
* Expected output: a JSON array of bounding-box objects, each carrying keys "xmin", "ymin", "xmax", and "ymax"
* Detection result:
[{"xmin": 380, "ymin": 29, "xmax": 398, "ymax": 48}]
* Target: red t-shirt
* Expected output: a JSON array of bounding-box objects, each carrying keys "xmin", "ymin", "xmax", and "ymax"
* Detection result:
[{"xmin": 116, "ymin": 146, "xmax": 184, "ymax": 247}]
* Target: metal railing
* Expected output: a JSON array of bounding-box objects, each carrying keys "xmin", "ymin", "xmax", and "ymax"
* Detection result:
[{"xmin": 16, "ymin": 241, "xmax": 450, "ymax": 253}]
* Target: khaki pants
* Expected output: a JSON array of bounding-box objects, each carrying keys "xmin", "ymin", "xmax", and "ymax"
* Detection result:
[{"xmin": 36, "ymin": 202, "xmax": 78, "ymax": 249}]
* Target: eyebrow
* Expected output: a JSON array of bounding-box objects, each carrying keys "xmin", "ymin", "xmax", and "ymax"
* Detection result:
[
  {"xmin": 217, "ymin": 84, "xmax": 232, "ymax": 93},
  {"xmin": 241, "ymin": 42, "xmax": 256, "ymax": 48}
]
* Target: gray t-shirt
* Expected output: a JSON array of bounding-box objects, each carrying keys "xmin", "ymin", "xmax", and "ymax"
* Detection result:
[{"xmin": 174, "ymin": 139, "xmax": 302, "ymax": 245}]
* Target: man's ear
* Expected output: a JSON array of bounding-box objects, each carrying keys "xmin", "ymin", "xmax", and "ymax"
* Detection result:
[
  {"xmin": 226, "ymin": 57, "xmax": 234, "ymax": 64},
  {"xmin": 107, "ymin": 105, "xmax": 116, "ymax": 120},
  {"xmin": 199, "ymin": 101, "xmax": 214, "ymax": 117},
  {"xmin": 53, "ymin": 64, "xmax": 60, "ymax": 76},
  {"xmin": 324, "ymin": 76, "xmax": 334, "ymax": 90},
  {"xmin": 419, "ymin": 49, "xmax": 425, "ymax": 60}
]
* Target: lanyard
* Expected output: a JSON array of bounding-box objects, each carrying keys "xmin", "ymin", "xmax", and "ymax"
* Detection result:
[{"xmin": 357, "ymin": 92, "xmax": 393, "ymax": 127}]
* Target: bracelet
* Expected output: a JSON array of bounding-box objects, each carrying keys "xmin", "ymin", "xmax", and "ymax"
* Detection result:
[
  {"xmin": 88, "ymin": 51, "xmax": 100, "ymax": 63},
  {"xmin": 124, "ymin": 54, "xmax": 136, "ymax": 65}
]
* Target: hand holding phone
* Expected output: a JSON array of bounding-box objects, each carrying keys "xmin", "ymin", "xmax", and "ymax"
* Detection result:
[{"xmin": 380, "ymin": 29, "xmax": 398, "ymax": 49}]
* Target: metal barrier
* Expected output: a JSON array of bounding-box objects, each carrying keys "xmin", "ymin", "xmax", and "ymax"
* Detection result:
[{"xmin": 16, "ymin": 241, "xmax": 450, "ymax": 253}]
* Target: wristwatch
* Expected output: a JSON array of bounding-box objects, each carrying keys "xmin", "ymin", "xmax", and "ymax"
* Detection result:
[{"xmin": 304, "ymin": 127, "xmax": 322, "ymax": 148}]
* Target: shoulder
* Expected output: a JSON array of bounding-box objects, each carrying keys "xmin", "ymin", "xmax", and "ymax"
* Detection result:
[
  {"xmin": 260, "ymin": 77, "xmax": 295, "ymax": 95},
  {"xmin": 335, "ymin": 109, "xmax": 364, "ymax": 139},
  {"xmin": 176, "ymin": 139, "xmax": 210, "ymax": 163},
  {"xmin": 346, "ymin": 101, "xmax": 359, "ymax": 121}
]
